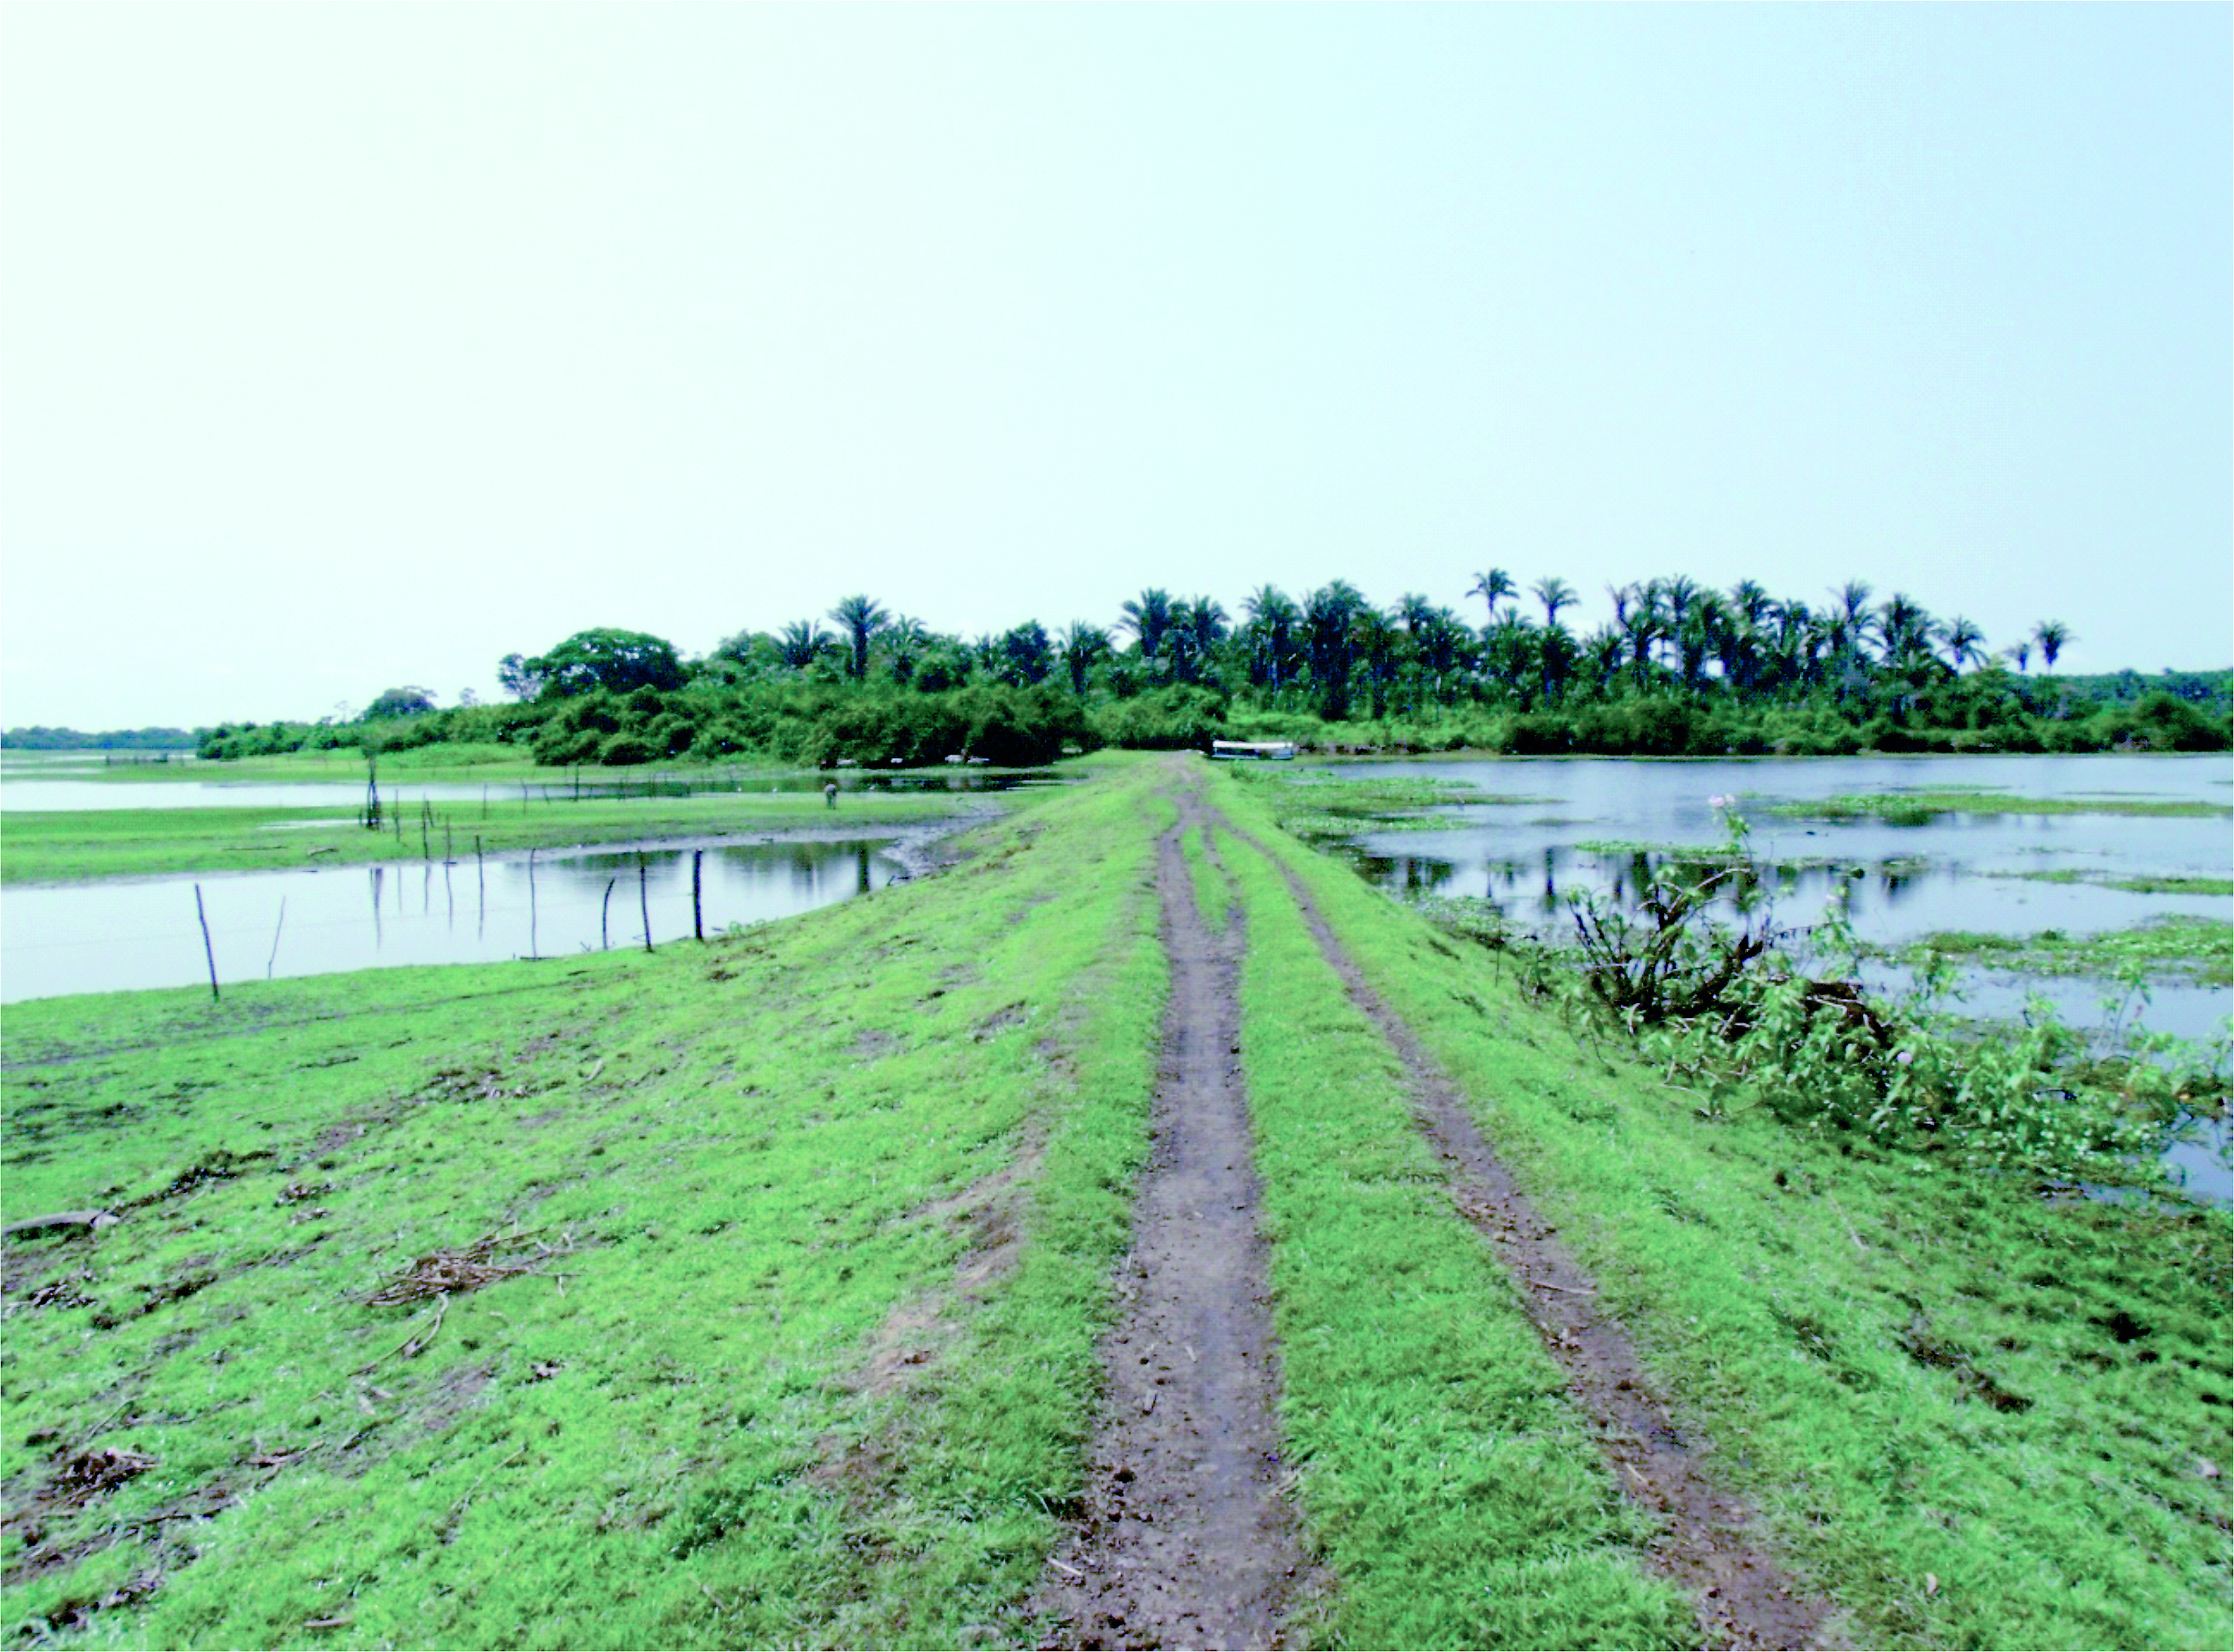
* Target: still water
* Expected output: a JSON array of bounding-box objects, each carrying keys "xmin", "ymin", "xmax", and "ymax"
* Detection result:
[
  {"xmin": 0, "ymin": 753, "xmax": 1058, "ymax": 813},
  {"xmin": 1315, "ymin": 753, "xmax": 2232, "ymax": 1202},
  {"xmin": 0, "ymin": 837, "xmax": 905, "ymax": 1003},
  {"xmin": 1324, "ymin": 752, "xmax": 2232, "ymax": 1043}
]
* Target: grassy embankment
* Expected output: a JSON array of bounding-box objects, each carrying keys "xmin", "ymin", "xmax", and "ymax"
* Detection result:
[
  {"xmin": 1207, "ymin": 766, "xmax": 2232, "ymax": 1649},
  {"xmin": 6, "ymin": 755, "xmax": 2230, "ymax": 1647},
  {"xmin": 1, "ymin": 768, "xmax": 1166, "ymax": 1645}
]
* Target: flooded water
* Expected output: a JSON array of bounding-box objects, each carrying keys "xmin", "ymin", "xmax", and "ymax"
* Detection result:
[
  {"xmin": 0, "ymin": 751, "xmax": 1062, "ymax": 813},
  {"xmin": 0, "ymin": 837, "xmax": 906, "ymax": 1003},
  {"xmin": 1310, "ymin": 752, "xmax": 2233, "ymax": 1202},
  {"xmin": 1322, "ymin": 752, "xmax": 2232, "ymax": 1042}
]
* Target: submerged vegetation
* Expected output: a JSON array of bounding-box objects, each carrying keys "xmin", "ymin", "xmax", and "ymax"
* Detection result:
[
  {"xmin": 1770, "ymin": 790, "xmax": 2231, "ymax": 823},
  {"xmin": 1241, "ymin": 768, "xmax": 2231, "ymax": 1190},
  {"xmin": 135, "ymin": 580, "xmax": 2229, "ymax": 767},
  {"xmin": 1899, "ymin": 917, "xmax": 2234, "ymax": 989}
]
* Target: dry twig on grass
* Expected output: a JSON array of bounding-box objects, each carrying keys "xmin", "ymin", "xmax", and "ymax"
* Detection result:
[{"xmin": 366, "ymin": 1229, "xmax": 551, "ymax": 1307}]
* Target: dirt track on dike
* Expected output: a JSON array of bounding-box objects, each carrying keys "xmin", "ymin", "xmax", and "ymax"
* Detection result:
[
  {"xmin": 1034, "ymin": 788, "xmax": 1315, "ymax": 1649},
  {"xmin": 1039, "ymin": 761, "xmax": 1833, "ymax": 1649}
]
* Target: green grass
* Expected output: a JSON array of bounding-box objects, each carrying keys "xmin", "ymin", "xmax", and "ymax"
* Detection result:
[
  {"xmin": 1211, "ymin": 829, "xmax": 1692, "ymax": 1648},
  {"xmin": 1, "ymin": 765, "xmax": 1170, "ymax": 1647},
  {"xmin": 9, "ymin": 754, "xmax": 2229, "ymax": 1647},
  {"xmin": 1899, "ymin": 916, "xmax": 2234, "ymax": 986},
  {"xmin": 0, "ymin": 790, "xmax": 980, "ymax": 886},
  {"xmin": 1209, "ymin": 766, "xmax": 2234, "ymax": 1649},
  {"xmin": 1769, "ymin": 791, "xmax": 2231, "ymax": 824},
  {"xmin": 1986, "ymin": 868, "xmax": 2234, "ymax": 898}
]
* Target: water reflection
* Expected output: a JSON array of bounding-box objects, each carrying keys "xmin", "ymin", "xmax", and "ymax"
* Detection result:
[
  {"xmin": 0, "ymin": 763, "xmax": 1065, "ymax": 813},
  {"xmin": 1326, "ymin": 753, "xmax": 2231, "ymax": 1045},
  {"xmin": 0, "ymin": 838, "xmax": 906, "ymax": 1003}
]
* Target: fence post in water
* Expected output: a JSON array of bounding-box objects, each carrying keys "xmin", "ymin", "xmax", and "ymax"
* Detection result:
[
  {"xmin": 420, "ymin": 801, "xmax": 430, "ymax": 862},
  {"xmin": 193, "ymin": 884, "xmax": 220, "ymax": 1002},
  {"xmin": 692, "ymin": 850, "xmax": 704, "ymax": 941},
  {"xmin": 266, "ymin": 897, "xmax": 287, "ymax": 979},
  {"xmin": 601, "ymin": 877, "xmax": 616, "ymax": 949},
  {"xmin": 638, "ymin": 851, "xmax": 654, "ymax": 955},
  {"xmin": 527, "ymin": 847, "xmax": 539, "ymax": 960}
]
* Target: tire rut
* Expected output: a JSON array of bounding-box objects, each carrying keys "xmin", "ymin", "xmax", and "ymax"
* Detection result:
[
  {"xmin": 1213, "ymin": 804, "xmax": 1837, "ymax": 1652},
  {"xmin": 1034, "ymin": 782, "xmax": 1312, "ymax": 1649}
]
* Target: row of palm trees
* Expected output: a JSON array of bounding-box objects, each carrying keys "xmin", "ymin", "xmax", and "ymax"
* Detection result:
[{"xmin": 738, "ymin": 581, "xmax": 2072, "ymax": 718}]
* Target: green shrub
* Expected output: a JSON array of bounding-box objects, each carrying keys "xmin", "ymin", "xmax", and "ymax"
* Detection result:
[{"xmin": 1089, "ymin": 685, "xmax": 1227, "ymax": 750}]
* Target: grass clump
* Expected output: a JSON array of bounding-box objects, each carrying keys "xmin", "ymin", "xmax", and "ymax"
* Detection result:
[
  {"xmin": 1987, "ymin": 868, "xmax": 2234, "ymax": 898},
  {"xmin": 1770, "ymin": 791, "xmax": 2230, "ymax": 824},
  {"xmin": 1900, "ymin": 917, "xmax": 2234, "ymax": 987}
]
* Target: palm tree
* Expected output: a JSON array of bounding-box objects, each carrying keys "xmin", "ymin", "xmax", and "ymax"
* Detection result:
[
  {"xmin": 1059, "ymin": 621, "xmax": 1110, "ymax": 697},
  {"xmin": 1584, "ymin": 625, "xmax": 1626, "ymax": 696},
  {"xmin": 1302, "ymin": 582, "xmax": 1367, "ymax": 719},
  {"xmin": 1621, "ymin": 590, "xmax": 1660, "ymax": 689},
  {"xmin": 827, "ymin": 595, "xmax": 889, "ymax": 681},
  {"xmin": 1353, "ymin": 607, "xmax": 1402, "ymax": 718},
  {"xmin": 1728, "ymin": 578, "xmax": 1772, "ymax": 630},
  {"xmin": 1242, "ymin": 586, "xmax": 1300, "ymax": 692},
  {"xmin": 1659, "ymin": 576, "xmax": 1703, "ymax": 681},
  {"xmin": 2004, "ymin": 640, "xmax": 2032, "ymax": 674},
  {"xmin": 2033, "ymin": 620, "xmax": 2072, "ymax": 672},
  {"xmin": 1168, "ymin": 596, "xmax": 1228, "ymax": 683},
  {"xmin": 776, "ymin": 619, "xmax": 832, "ymax": 670},
  {"xmin": 1531, "ymin": 576, "xmax": 1577, "ymax": 631},
  {"xmin": 882, "ymin": 615, "xmax": 930, "ymax": 685},
  {"xmin": 1877, "ymin": 594, "xmax": 1935, "ymax": 666},
  {"xmin": 1468, "ymin": 569, "xmax": 1515, "ymax": 627},
  {"xmin": 1944, "ymin": 615, "xmax": 1986, "ymax": 673},
  {"xmin": 1120, "ymin": 588, "xmax": 1174, "ymax": 670}
]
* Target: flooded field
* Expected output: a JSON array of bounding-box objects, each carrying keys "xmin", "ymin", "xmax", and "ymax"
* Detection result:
[
  {"xmin": 0, "ymin": 835, "xmax": 910, "ymax": 1002},
  {"xmin": 0, "ymin": 751, "xmax": 1060, "ymax": 813},
  {"xmin": 1319, "ymin": 752, "xmax": 2231, "ymax": 1036}
]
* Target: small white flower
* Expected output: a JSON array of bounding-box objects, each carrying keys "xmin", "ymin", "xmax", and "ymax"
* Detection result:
[{"xmin": 1895, "ymin": 1049, "xmax": 1914, "ymax": 1066}]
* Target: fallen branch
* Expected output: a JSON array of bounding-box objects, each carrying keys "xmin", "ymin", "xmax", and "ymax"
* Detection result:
[{"xmin": 2, "ymin": 1210, "xmax": 119, "ymax": 1238}]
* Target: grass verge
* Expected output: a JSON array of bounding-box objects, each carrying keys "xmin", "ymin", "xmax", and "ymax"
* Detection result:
[{"xmin": 1, "ymin": 766, "xmax": 1168, "ymax": 1646}]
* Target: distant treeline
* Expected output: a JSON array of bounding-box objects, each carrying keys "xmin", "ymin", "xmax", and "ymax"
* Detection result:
[
  {"xmin": 2, "ymin": 726, "xmax": 201, "ymax": 751},
  {"xmin": 187, "ymin": 578, "xmax": 2230, "ymax": 765}
]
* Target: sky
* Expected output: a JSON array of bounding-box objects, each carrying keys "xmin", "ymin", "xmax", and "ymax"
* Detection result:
[{"xmin": 2, "ymin": 3, "xmax": 2227, "ymax": 730}]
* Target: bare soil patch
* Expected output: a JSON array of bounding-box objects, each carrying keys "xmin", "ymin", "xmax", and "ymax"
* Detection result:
[{"xmin": 1034, "ymin": 781, "xmax": 1312, "ymax": 1649}]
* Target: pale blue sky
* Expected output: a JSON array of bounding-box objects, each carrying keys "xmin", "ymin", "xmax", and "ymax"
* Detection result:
[{"xmin": 3, "ymin": 3, "xmax": 2227, "ymax": 728}]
